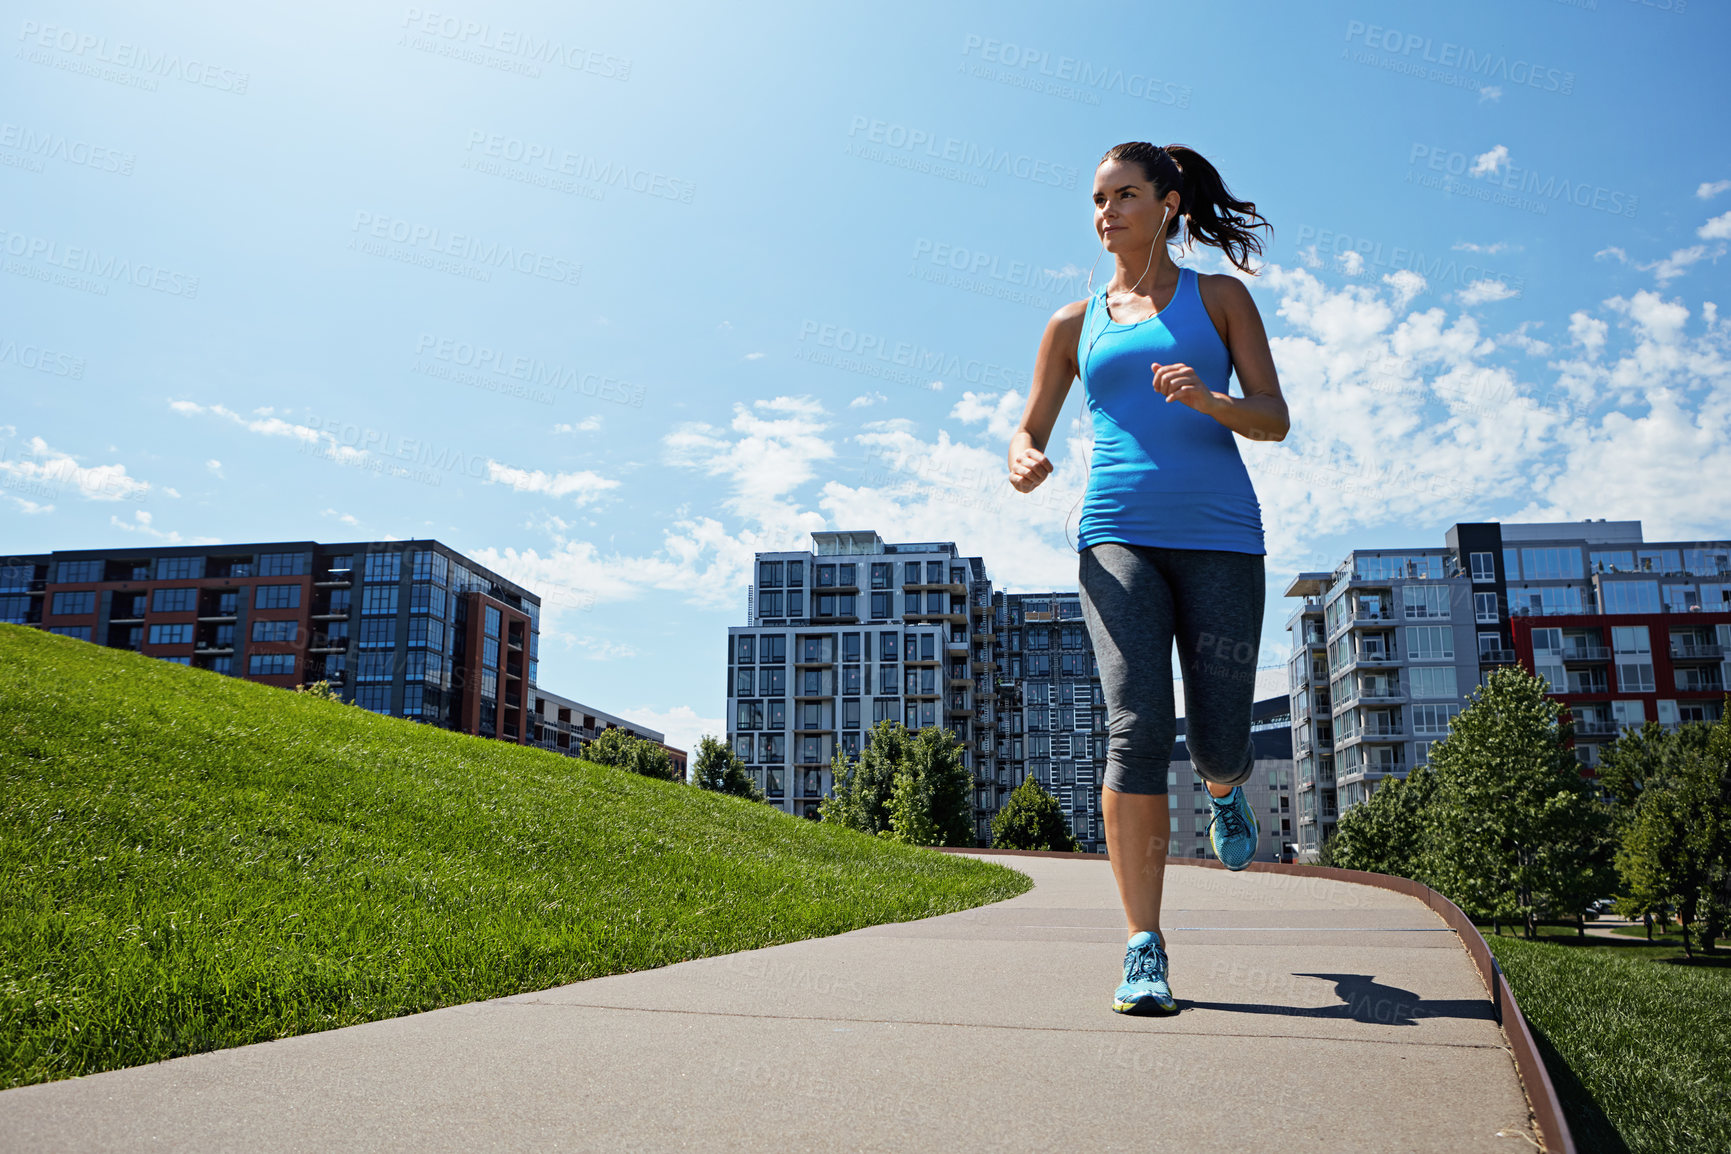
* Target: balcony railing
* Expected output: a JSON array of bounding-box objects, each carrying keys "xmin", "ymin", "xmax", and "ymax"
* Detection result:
[
  {"xmin": 1569, "ymin": 718, "xmax": 1618, "ymax": 736},
  {"xmin": 1478, "ymin": 649, "xmax": 1518, "ymax": 663},
  {"xmin": 1671, "ymin": 643, "xmax": 1725, "ymax": 660},
  {"xmin": 1558, "ymin": 646, "xmax": 1611, "ymax": 662}
]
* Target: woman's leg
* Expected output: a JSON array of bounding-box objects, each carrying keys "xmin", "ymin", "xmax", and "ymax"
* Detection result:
[
  {"xmin": 1078, "ymin": 542, "xmax": 1178, "ymax": 940},
  {"xmin": 1164, "ymin": 547, "xmax": 1266, "ymax": 795}
]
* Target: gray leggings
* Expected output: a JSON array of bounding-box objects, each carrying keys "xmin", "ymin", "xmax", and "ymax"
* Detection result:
[{"xmin": 1077, "ymin": 543, "xmax": 1265, "ymax": 795}]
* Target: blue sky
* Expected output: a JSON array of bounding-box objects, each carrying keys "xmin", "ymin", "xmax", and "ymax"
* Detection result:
[{"xmin": 4, "ymin": 0, "xmax": 1728, "ymax": 752}]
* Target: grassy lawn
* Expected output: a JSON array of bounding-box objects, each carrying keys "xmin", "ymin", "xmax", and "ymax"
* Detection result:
[
  {"xmin": 1483, "ymin": 928, "xmax": 1731, "ymax": 1154},
  {"xmin": 0, "ymin": 625, "xmax": 1030, "ymax": 1089}
]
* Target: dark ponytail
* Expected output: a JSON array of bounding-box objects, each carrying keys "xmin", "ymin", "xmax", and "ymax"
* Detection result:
[{"xmin": 1099, "ymin": 142, "xmax": 1271, "ymax": 275}]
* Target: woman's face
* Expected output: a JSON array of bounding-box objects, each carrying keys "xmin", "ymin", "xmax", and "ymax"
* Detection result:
[{"xmin": 1092, "ymin": 158, "xmax": 1180, "ymax": 254}]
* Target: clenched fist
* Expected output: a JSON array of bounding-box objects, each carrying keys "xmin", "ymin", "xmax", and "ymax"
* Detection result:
[{"xmin": 1009, "ymin": 445, "xmax": 1053, "ymax": 493}]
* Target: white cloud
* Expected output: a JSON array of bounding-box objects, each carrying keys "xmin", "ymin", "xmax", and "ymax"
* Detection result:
[
  {"xmin": 1470, "ymin": 145, "xmax": 1509, "ymax": 178},
  {"xmin": 106, "ymin": 509, "xmax": 217, "ymax": 545},
  {"xmin": 0, "ymin": 436, "xmax": 151, "ymax": 502},
  {"xmin": 1477, "ymin": 85, "xmax": 1502, "ymax": 103},
  {"xmin": 1697, "ymin": 180, "xmax": 1731, "ymax": 200},
  {"xmin": 1457, "ymin": 279, "xmax": 1519, "ymax": 306},
  {"xmin": 321, "ymin": 507, "xmax": 361, "ymax": 527},
  {"xmin": 1338, "ymin": 250, "xmax": 1365, "ymax": 276},
  {"xmin": 849, "ymin": 391, "xmax": 889, "ymax": 408},
  {"xmin": 1698, "ymin": 211, "xmax": 1731, "ymax": 241},
  {"xmin": 205, "ymin": 459, "xmax": 223, "ymax": 477},
  {"xmin": 6, "ymin": 496, "xmax": 54, "ymax": 514},
  {"xmin": 949, "ymin": 389, "xmax": 1025, "ymax": 443},
  {"xmin": 1568, "ymin": 311, "xmax": 1608, "ymax": 357},
  {"xmin": 1640, "ymin": 244, "xmax": 1718, "ymax": 284},
  {"xmin": 482, "ymin": 461, "xmax": 620, "ymax": 505},
  {"xmin": 553, "ymin": 416, "xmax": 602, "ymax": 434},
  {"xmin": 744, "ymin": 352, "xmax": 766, "ymax": 361},
  {"xmin": 1453, "ymin": 241, "xmax": 1511, "ymax": 255},
  {"xmin": 1595, "ymin": 246, "xmax": 1628, "ymax": 264},
  {"xmin": 171, "ymin": 400, "xmax": 366, "ymax": 463}
]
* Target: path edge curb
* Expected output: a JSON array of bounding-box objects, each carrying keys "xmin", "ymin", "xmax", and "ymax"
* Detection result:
[{"xmin": 942, "ymin": 848, "xmax": 1575, "ymax": 1154}]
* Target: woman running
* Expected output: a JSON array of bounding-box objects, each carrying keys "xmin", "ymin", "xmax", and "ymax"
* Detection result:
[{"xmin": 1007, "ymin": 142, "xmax": 1288, "ymax": 1015}]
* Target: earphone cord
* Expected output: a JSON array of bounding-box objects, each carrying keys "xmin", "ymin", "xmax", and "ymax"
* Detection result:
[{"xmin": 1067, "ymin": 208, "xmax": 1173, "ymax": 555}]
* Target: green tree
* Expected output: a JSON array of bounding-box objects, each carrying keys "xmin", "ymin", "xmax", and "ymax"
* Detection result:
[
  {"xmin": 824, "ymin": 721, "xmax": 975, "ymax": 847},
  {"xmin": 1607, "ymin": 705, "xmax": 1731, "ymax": 957},
  {"xmin": 584, "ymin": 727, "xmax": 678, "ymax": 782},
  {"xmin": 1423, "ymin": 666, "xmax": 1612, "ymax": 939},
  {"xmin": 822, "ymin": 719, "xmax": 906, "ymax": 836},
  {"xmin": 691, "ymin": 735, "xmax": 764, "ymax": 801},
  {"xmin": 990, "ymin": 774, "xmax": 1080, "ymax": 852},
  {"xmin": 1326, "ymin": 764, "xmax": 1434, "ymax": 880},
  {"xmin": 296, "ymin": 680, "xmax": 343, "ymax": 701}
]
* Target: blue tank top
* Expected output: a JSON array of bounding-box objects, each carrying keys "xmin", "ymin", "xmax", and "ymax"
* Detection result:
[{"xmin": 1075, "ymin": 265, "xmax": 1265, "ymax": 555}]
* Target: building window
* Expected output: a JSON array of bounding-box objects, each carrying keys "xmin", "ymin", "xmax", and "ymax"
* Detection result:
[
  {"xmin": 1402, "ymin": 585, "xmax": 1450, "ymax": 619},
  {"xmin": 150, "ymin": 588, "xmax": 196, "ymax": 614},
  {"xmin": 737, "ymin": 634, "xmax": 756, "ymax": 663},
  {"xmin": 256, "ymin": 584, "xmax": 302, "ymax": 610},
  {"xmin": 1473, "ymin": 592, "xmax": 1500, "ymax": 624},
  {"xmin": 251, "ymin": 620, "xmax": 299, "ymax": 644},
  {"xmin": 48, "ymin": 625, "xmax": 92, "ymax": 641},
  {"xmin": 147, "ymin": 623, "xmax": 194, "ymax": 645},
  {"xmin": 1601, "ymin": 581, "xmax": 1660, "ymax": 615},
  {"xmin": 1406, "ymin": 626, "xmax": 1454, "ymax": 661},
  {"xmin": 737, "ymin": 668, "xmax": 755, "ymax": 697},
  {"xmin": 364, "ymin": 551, "xmax": 401, "ymax": 583},
  {"xmin": 256, "ymin": 552, "xmax": 308, "ymax": 576},
  {"xmin": 51, "ymin": 591, "xmax": 96, "ymax": 616},
  {"xmin": 1521, "ymin": 548, "xmax": 1584, "ymax": 581},
  {"xmin": 55, "ymin": 560, "xmax": 103, "ymax": 584},
  {"xmin": 1409, "ymin": 665, "xmax": 1459, "ymax": 700},
  {"xmin": 354, "ymin": 685, "xmax": 390, "ymax": 713},
  {"xmin": 154, "ymin": 556, "xmax": 204, "ymax": 580},
  {"xmin": 248, "ymin": 653, "xmax": 296, "ymax": 676},
  {"xmin": 871, "ymin": 563, "xmax": 891, "ymax": 590}
]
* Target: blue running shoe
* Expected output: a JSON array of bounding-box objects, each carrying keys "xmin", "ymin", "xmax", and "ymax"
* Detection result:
[
  {"xmin": 1207, "ymin": 785, "xmax": 1260, "ymax": 871},
  {"xmin": 1113, "ymin": 931, "xmax": 1176, "ymax": 1015}
]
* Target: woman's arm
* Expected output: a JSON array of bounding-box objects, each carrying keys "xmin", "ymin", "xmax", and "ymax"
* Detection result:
[
  {"xmin": 1008, "ymin": 301, "xmax": 1088, "ymax": 492},
  {"xmin": 1153, "ymin": 275, "xmax": 1290, "ymax": 442}
]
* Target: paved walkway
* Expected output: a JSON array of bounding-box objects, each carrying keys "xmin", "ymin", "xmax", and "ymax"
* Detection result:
[{"xmin": 0, "ymin": 855, "xmax": 1537, "ymax": 1152}]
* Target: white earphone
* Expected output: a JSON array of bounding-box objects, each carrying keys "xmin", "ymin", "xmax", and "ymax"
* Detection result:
[{"xmin": 1085, "ymin": 205, "xmax": 1171, "ymax": 298}]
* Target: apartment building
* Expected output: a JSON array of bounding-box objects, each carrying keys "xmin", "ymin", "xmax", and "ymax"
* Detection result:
[
  {"xmin": 989, "ymin": 588, "xmax": 1105, "ymax": 850},
  {"xmin": 726, "ymin": 530, "xmax": 1000, "ymax": 828},
  {"xmin": 1285, "ymin": 520, "xmax": 1731, "ymax": 861},
  {"xmin": 726, "ymin": 531, "xmax": 1294, "ymax": 857},
  {"xmin": 528, "ymin": 686, "xmax": 671, "ymax": 770},
  {"xmin": 3, "ymin": 539, "xmax": 670, "ymax": 758}
]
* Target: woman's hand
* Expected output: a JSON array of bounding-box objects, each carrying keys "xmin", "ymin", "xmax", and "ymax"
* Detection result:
[
  {"xmin": 1151, "ymin": 361, "xmax": 1219, "ymax": 415},
  {"xmin": 1008, "ymin": 445, "xmax": 1054, "ymax": 493}
]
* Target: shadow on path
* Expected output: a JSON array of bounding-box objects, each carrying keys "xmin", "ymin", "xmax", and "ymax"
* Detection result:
[{"xmin": 1180, "ymin": 973, "xmax": 1496, "ymax": 1026}]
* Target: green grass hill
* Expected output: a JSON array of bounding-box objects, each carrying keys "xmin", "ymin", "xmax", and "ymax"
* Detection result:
[{"xmin": 0, "ymin": 624, "xmax": 1029, "ymax": 1089}]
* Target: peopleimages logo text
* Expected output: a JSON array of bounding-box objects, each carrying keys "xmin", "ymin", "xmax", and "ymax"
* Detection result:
[
  {"xmin": 960, "ymin": 36, "xmax": 1191, "ymax": 107},
  {"xmin": 846, "ymin": 116, "xmax": 1078, "ymax": 189},
  {"xmin": 1408, "ymin": 145, "xmax": 1638, "ymax": 218},
  {"xmin": 16, "ymin": 20, "xmax": 250, "ymax": 93},
  {"xmin": 399, "ymin": 8, "xmax": 630, "ymax": 79},
  {"xmin": 1343, "ymin": 21, "xmax": 1574, "ymax": 94},
  {"xmin": 350, "ymin": 211, "xmax": 583, "ymax": 284}
]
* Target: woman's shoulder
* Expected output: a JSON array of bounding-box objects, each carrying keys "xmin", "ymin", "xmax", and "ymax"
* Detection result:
[{"xmin": 1045, "ymin": 296, "xmax": 1091, "ymax": 338}]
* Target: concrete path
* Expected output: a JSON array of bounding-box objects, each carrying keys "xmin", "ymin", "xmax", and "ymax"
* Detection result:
[{"xmin": 0, "ymin": 855, "xmax": 1538, "ymax": 1152}]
